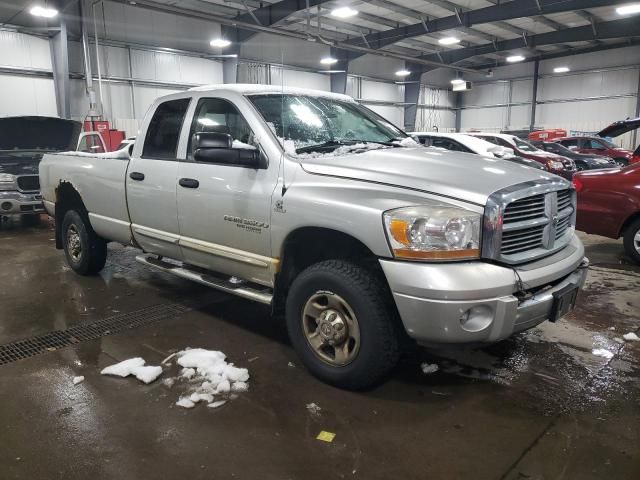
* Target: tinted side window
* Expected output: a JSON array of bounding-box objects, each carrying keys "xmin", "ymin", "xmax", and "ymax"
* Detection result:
[
  {"xmin": 588, "ymin": 139, "xmax": 606, "ymax": 149},
  {"xmin": 188, "ymin": 97, "xmax": 255, "ymax": 158},
  {"xmin": 142, "ymin": 98, "xmax": 191, "ymax": 160},
  {"xmin": 560, "ymin": 138, "xmax": 578, "ymax": 147},
  {"xmin": 431, "ymin": 138, "xmax": 451, "ymax": 149}
]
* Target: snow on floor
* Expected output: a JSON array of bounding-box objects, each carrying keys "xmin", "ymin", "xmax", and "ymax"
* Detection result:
[
  {"xmin": 623, "ymin": 332, "xmax": 640, "ymax": 341},
  {"xmin": 100, "ymin": 357, "xmax": 146, "ymax": 377},
  {"xmin": 172, "ymin": 348, "xmax": 250, "ymax": 409},
  {"xmin": 592, "ymin": 348, "xmax": 614, "ymax": 359},
  {"xmin": 72, "ymin": 376, "xmax": 85, "ymax": 385},
  {"xmin": 421, "ymin": 363, "xmax": 439, "ymax": 374}
]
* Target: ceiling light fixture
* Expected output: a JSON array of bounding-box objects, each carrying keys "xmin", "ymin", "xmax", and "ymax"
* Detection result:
[
  {"xmin": 506, "ymin": 55, "xmax": 525, "ymax": 62},
  {"xmin": 616, "ymin": 3, "xmax": 640, "ymax": 15},
  {"xmin": 451, "ymin": 78, "xmax": 465, "ymax": 85},
  {"xmin": 395, "ymin": 69, "xmax": 411, "ymax": 77},
  {"xmin": 553, "ymin": 66, "xmax": 570, "ymax": 73},
  {"xmin": 320, "ymin": 57, "xmax": 338, "ymax": 65},
  {"xmin": 438, "ymin": 37, "xmax": 460, "ymax": 45},
  {"xmin": 30, "ymin": 6, "xmax": 59, "ymax": 18},
  {"xmin": 331, "ymin": 6, "xmax": 358, "ymax": 18},
  {"xmin": 209, "ymin": 38, "xmax": 231, "ymax": 48}
]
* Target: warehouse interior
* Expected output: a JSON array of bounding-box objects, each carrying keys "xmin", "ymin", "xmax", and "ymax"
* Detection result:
[{"xmin": 1, "ymin": 1, "xmax": 639, "ymax": 479}]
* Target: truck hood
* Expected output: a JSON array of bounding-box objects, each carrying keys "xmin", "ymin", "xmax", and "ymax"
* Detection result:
[
  {"xmin": 299, "ymin": 146, "xmax": 560, "ymax": 206},
  {"xmin": 0, "ymin": 116, "xmax": 81, "ymax": 151}
]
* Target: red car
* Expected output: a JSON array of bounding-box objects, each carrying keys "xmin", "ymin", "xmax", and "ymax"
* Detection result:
[
  {"xmin": 555, "ymin": 134, "xmax": 635, "ymax": 167},
  {"xmin": 573, "ymin": 164, "xmax": 640, "ymax": 263}
]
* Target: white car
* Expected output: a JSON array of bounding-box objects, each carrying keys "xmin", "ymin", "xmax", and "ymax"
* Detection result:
[{"xmin": 411, "ymin": 132, "xmax": 545, "ymax": 169}]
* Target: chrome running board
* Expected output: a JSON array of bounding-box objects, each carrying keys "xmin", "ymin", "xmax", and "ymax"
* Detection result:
[{"xmin": 136, "ymin": 254, "xmax": 273, "ymax": 305}]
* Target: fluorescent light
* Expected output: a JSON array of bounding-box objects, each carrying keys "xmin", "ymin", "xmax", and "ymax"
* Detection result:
[
  {"xmin": 506, "ymin": 55, "xmax": 525, "ymax": 62},
  {"xmin": 318, "ymin": 70, "xmax": 347, "ymax": 74},
  {"xmin": 616, "ymin": 4, "xmax": 640, "ymax": 15},
  {"xmin": 438, "ymin": 37, "xmax": 460, "ymax": 45},
  {"xmin": 395, "ymin": 69, "xmax": 411, "ymax": 77},
  {"xmin": 320, "ymin": 57, "xmax": 338, "ymax": 65},
  {"xmin": 331, "ymin": 6, "xmax": 358, "ymax": 18},
  {"xmin": 29, "ymin": 6, "xmax": 58, "ymax": 18},
  {"xmin": 553, "ymin": 66, "xmax": 570, "ymax": 73},
  {"xmin": 209, "ymin": 38, "xmax": 231, "ymax": 48},
  {"xmin": 451, "ymin": 78, "xmax": 465, "ymax": 85}
]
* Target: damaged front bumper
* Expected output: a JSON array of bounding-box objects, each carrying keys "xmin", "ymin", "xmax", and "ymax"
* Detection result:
[{"xmin": 381, "ymin": 235, "xmax": 588, "ymax": 345}]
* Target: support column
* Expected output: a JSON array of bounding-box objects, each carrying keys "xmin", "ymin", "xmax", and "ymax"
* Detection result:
[
  {"xmin": 529, "ymin": 59, "xmax": 539, "ymax": 132},
  {"xmin": 222, "ymin": 26, "xmax": 240, "ymax": 84},
  {"xmin": 49, "ymin": 13, "xmax": 70, "ymax": 118},
  {"xmin": 455, "ymin": 92, "xmax": 462, "ymax": 132},
  {"xmin": 633, "ymin": 66, "xmax": 640, "ymax": 148},
  {"xmin": 329, "ymin": 47, "xmax": 348, "ymax": 95},
  {"xmin": 402, "ymin": 63, "xmax": 422, "ymax": 131}
]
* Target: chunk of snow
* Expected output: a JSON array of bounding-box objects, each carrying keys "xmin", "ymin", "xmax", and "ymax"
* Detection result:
[
  {"xmin": 162, "ymin": 378, "xmax": 175, "ymax": 388},
  {"xmin": 231, "ymin": 139, "xmax": 257, "ymax": 150},
  {"xmin": 287, "ymin": 362, "xmax": 295, "ymax": 368},
  {"xmin": 608, "ymin": 326, "xmax": 616, "ymax": 331},
  {"xmin": 176, "ymin": 397, "xmax": 196, "ymax": 409},
  {"xmin": 55, "ymin": 149, "xmax": 131, "ymax": 160},
  {"xmin": 592, "ymin": 348, "xmax": 614, "ymax": 359},
  {"xmin": 180, "ymin": 368, "xmax": 196, "ymax": 379},
  {"xmin": 216, "ymin": 379, "xmax": 231, "ymax": 394},
  {"xmin": 208, "ymin": 400, "xmax": 227, "ymax": 409},
  {"xmin": 100, "ymin": 357, "xmax": 146, "ymax": 377},
  {"xmin": 623, "ymin": 332, "xmax": 640, "ymax": 341},
  {"xmin": 306, "ymin": 403, "xmax": 321, "ymax": 415},
  {"xmin": 177, "ymin": 349, "xmax": 227, "ymax": 369},
  {"xmin": 613, "ymin": 337, "xmax": 625, "ymax": 345},
  {"xmin": 72, "ymin": 376, "xmax": 85, "ymax": 385},
  {"xmin": 421, "ymin": 363, "xmax": 439, "ymax": 374},
  {"xmin": 394, "ymin": 136, "xmax": 420, "ymax": 147},
  {"xmin": 131, "ymin": 365, "xmax": 162, "ymax": 384},
  {"xmin": 231, "ymin": 381, "xmax": 248, "ymax": 393}
]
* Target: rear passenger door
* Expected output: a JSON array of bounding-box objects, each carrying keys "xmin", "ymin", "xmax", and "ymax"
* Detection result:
[
  {"xmin": 176, "ymin": 95, "xmax": 278, "ymax": 287},
  {"xmin": 127, "ymin": 97, "xmax": 190, "ymax": 259}
]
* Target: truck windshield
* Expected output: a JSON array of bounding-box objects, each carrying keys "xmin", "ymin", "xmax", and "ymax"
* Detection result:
[{"xmin": 248, "ymin": 94, "xmax": 406, "ymax": 154}]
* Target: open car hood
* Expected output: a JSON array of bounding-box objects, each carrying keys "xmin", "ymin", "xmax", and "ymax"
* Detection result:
[
  {"xmin": 597, "ymin": 117, "xmax": 640, "ymax": 138},
  {"xmin": 0, "ymin": 116, "xmax": 81, "ymax": 151}
]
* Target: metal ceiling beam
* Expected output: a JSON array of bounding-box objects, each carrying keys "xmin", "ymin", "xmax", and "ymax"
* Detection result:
[
  {"xmin": 418, "ymin": 17, "xmax": 640, "ymax": 72},
  {"xmin": 469, "ymin": 38, "xmax": 640, "ymax": 71},
  {"xmin": 109, "ymin": 0, "xmax": 479, "ymax": 72},
  {"xmin": 231, "ymin": 0, "xmax": 333, "ymax": 42},
  {"xmin": 344, "ymin": 0, "xmax": 625, "ymax": 51}
]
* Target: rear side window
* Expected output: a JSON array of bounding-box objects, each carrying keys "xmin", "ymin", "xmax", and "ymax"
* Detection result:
[
  {"xmin": 142, "ymin": 98, "xmax": 191, "ymax": 159},
  {"xmin": 560, "ymin": 138, "xmax": 578, "ymax": 148}
]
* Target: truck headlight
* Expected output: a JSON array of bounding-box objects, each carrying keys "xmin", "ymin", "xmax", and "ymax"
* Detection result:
[
  {"xmin": 383, "ymin": 205, "xmax": 481, "ymax": 261},
  {"xmin": 0, "ymin": 173, "xmax": 16, "ymax": 191}
]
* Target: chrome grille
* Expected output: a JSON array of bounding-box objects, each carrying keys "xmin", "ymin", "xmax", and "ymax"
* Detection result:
[{"xmin": 482, "ymin": 180, "xmax": 576, "ymax": 265}]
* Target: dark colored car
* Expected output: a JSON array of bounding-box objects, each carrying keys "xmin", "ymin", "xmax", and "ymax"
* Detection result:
[
  {"xmin": 555, "ymin": 136, "xmax": 634, "ymax": 167},
  {"xmin": 573, "ymin": 164, "xmax": 640, "ymax": 263},
  {"xmin": 470, "ymin": 132, "xmax": 576, "ymax": 179},
  {"xmin": 530, "ymin": 140, "xmax": 616, "ymax": 171}
]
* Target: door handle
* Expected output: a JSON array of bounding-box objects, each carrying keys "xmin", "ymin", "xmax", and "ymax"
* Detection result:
[
  {"xmin": 179, "ymin": 178, "xmax": 199, "ymax": 189},
  {"xmin": 129, "ymin": 172, "xmax": 145, "ymax": 181}
]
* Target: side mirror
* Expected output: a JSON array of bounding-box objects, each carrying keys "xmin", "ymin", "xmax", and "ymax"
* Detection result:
[{"xmin": 192, "ymin": 132, "xmax": 267, "ymax": 169}]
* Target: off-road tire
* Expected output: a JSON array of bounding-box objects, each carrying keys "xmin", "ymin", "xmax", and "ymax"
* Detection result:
[
  {"xmin": 623, "ymin": 217, "xmax": 640, "ymax": 265},
  {"xmin": 62, "ymin": 209, "xmax": 107, "ymax": 275},
  {"xmin": 285, "ymin": 260, "xmax": 400, "ymax": 390}
]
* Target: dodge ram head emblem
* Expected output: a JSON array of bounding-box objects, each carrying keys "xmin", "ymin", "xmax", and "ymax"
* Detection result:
[{"xmin": 551, "ymin": 214, "xmax": 559, "ymax": 227}]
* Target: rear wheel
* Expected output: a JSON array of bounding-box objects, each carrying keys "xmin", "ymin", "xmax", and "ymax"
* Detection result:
[
  {"xmin": 62, "ymin": 210, "xmax": 107, "ymax": 275},
  {"xmin": 285, "ymin": 260, "xmax": 400, "ymax": 390},
  {"xmin": 623, "ymin": 218, "xmax": 640, "ymax": 265}
]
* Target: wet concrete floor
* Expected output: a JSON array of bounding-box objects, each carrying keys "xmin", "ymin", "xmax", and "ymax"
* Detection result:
[{"xmin": 0, "ymin": 216, "xmax": 638, "ymax": 479}]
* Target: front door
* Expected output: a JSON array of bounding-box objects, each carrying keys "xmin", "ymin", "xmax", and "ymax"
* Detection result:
[
  {"xmin": 127, "ymin": 97, "xmax": 191, "ymax": 259},
  {"xmin": 176, "ymin": 96, "xmax": 278, "ymax": 287}
]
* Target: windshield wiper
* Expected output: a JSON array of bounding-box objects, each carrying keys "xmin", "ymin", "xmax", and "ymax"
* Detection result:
[{"xmin": 295, "ymin": 140, "xmax": 355, "ymax": 154}]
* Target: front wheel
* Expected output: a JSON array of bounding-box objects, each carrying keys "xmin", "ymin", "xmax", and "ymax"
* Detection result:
[
  {"xmin": 285, "ymin": 260, "xmax": 400, "ymax": 390},
  {"xmin": 623, "ymin": 218, "xmax": 640, "ymax": 265},
  {"xmin": 62, "ymin": 210, "xmax": 107, "ymax": 275}
]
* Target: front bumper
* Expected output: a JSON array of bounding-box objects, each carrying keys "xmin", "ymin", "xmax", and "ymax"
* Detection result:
[
  {"xmin": 0, "ymin": 191, "xmax": 44, "ymax": 215},
  {"xmin": 380, "ymin": 235, "xmax": 587, "ymax": 345}
]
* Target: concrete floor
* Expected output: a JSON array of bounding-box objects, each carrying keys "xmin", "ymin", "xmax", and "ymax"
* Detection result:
[{"xmin": 0, "ymin": 216, "xmax": 639, "ymax": 480}]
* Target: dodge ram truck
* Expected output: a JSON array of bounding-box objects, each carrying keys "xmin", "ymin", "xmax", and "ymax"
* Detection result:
[{"xmin": 40, "ymin": 85, "xmax": 588, "ymax": 389}]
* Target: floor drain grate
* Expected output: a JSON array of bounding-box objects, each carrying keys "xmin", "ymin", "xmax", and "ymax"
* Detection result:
[{"xmin": 0, "ymin": 302, "xmax": 193, "ymax": 365}]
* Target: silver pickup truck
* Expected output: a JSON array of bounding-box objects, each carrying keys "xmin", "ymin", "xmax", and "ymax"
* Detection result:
[{"xmin": 40, "ymin": 85, "xmax": 588, "ymax": 389}]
